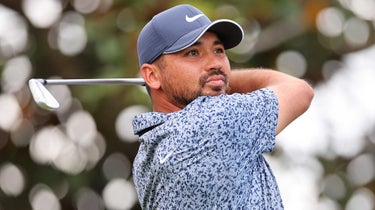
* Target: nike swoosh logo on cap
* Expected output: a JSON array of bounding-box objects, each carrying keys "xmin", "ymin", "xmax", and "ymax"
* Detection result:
[{"xmin": 185, "ymin": 14, "xmax": 204, "ymax": 22}]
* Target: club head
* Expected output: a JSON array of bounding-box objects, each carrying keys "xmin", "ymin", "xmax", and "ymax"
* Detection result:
[{"xmin": 28, "ymin": 79, "xmax": 60, "ymax": 110}]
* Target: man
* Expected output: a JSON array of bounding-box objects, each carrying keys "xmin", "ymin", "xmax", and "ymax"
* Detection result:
[{"xmin": 132, "ymin": 4, "xmax": 314, "ymax": 209}]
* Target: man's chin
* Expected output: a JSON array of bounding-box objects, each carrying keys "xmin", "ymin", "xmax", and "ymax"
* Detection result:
[{"xmin": 202, "ymin": 87, "xmax": 227, "ymax": 96}]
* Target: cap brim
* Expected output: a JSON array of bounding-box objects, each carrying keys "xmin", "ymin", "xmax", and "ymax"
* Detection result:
[{"xmin": 164, "ymin": 19, "xmax": 243, "ymax": 54}]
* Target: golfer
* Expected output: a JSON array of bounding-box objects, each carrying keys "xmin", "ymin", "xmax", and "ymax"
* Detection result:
[{"xmin": 132, "ymin": 4, "xmax": 314, "ymax": 209}]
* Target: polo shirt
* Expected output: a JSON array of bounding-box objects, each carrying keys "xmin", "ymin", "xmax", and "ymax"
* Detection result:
[{"xmin": 132, "ymin": 88, "xmax": 283, "ymax": 209}]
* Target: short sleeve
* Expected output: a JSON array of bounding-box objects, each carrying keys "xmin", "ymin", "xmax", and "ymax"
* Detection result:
[
  {"xmin": 235, "ymin": 88, "xmax": 278, "ymax": 153},
  {"xmin": 212, "ymin": 88, "xmax": 279, "ymax": 155}
]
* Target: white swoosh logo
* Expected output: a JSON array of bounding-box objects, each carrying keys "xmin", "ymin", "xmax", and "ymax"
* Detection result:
[
  {"xmin": 159, "ymin": 152, "xmax": 173, "ymax": 164},
  {"xmin": 185, "ymin": 14, "xmax": 204, "ymax": 22}
]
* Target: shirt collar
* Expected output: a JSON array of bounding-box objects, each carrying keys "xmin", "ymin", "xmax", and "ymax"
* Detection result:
[{"xmin": 132, "ymin": 112, "xmax": 170, "ymax": 135}]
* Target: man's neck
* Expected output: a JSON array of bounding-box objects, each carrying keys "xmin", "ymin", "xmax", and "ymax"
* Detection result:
[{"xmin": 151, "ymin": 92, "xmax": 184, "ymax": 113}]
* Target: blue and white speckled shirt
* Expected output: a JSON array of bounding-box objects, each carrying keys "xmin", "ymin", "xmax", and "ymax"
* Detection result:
[{"xmin": 132, "ymin": 88, "xmax": 283, "ymax": 209}]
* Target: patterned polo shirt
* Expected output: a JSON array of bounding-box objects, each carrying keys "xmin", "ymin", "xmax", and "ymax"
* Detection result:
[{"xmin": 132, "ymin": 88, "xmax": 283, "ymax": 209}]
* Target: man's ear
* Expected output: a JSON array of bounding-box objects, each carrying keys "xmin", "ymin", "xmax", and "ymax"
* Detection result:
[{"xmin": 141, "ymin": 63, "xmax": 161, "ymax": 90}]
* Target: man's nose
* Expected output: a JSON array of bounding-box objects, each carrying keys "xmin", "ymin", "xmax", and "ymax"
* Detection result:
[{"xmin": 204, "ymin": 53, "xmax": 222, "ymax": 72}]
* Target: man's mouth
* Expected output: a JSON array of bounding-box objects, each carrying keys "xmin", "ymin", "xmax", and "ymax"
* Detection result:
[{"xmin": 205, "ymin": 75, "xmax": 226, "ymax": 87}]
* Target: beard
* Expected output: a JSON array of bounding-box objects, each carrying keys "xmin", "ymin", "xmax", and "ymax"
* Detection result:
[{"xmin": 162, "ymin": 69, "xmax": 229, "ymax": 107}]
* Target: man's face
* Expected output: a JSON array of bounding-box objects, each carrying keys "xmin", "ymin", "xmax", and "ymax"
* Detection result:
[{"xmin": 154, "ymin": 32, "xmax": 231, "ymax": 107}]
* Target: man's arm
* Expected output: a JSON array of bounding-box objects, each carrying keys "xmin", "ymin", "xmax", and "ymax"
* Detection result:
[{"xmin": 229, "ymin": 69, "xmax": 314, "ymax": 134}]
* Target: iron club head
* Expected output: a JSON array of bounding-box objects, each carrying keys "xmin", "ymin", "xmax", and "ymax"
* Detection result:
[{"xmin": 28, "ymin": 79, "xmax": 60, "ymax": 110}]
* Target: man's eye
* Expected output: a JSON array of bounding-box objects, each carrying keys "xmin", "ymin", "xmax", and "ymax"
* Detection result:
[
  {"xmin": 215, "ymin": 48, "xmax": 224, "ymax": 54},
  {"xmin": 186, "ymin": 49, "xmax": 198, "ymax": 56}
]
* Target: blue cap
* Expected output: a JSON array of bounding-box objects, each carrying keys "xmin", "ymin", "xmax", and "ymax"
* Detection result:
[{"xmin": 137, "ymin": 4, "xmax": 244, "ymax": 66}]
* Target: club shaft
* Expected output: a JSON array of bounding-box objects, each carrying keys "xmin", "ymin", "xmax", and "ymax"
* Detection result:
[{"xmin": 37, "ymin": 78, "xmax": 145, "ymax": 86}]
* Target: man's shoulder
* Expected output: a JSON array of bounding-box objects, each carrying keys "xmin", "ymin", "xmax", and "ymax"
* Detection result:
[{"xmin": 186, "ymin": 88, "xmax": 277, "ymax": 111}]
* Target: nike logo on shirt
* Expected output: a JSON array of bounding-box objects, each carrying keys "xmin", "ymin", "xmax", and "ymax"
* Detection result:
[
  {"xmin": 159, "ymin": 152, "xmax": 173, "ymax": 164},
  {"xmin": 185, "ymin": 14, "xmax": 204, "ymax": 22}
]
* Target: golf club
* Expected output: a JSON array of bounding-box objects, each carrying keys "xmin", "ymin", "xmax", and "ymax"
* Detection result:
[{"xmin": 28, "ymin": 78, "xmax": 145, "ymax": 110}]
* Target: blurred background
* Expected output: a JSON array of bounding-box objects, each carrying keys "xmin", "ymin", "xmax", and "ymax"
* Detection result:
[{"xmin": 0, "ymin": 0, "xmax": 375, "ymax": 209}]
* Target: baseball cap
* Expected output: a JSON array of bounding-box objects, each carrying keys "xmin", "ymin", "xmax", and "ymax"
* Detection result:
[{"xmin": 137, "ymin": 4, "xmax": 244, "ymax": 66}]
